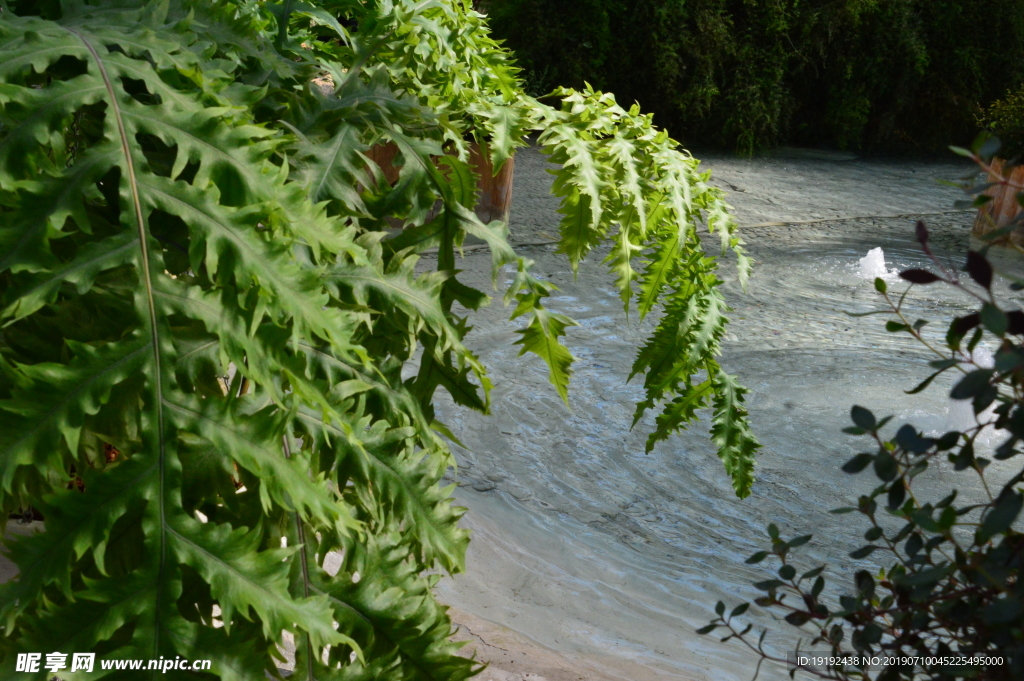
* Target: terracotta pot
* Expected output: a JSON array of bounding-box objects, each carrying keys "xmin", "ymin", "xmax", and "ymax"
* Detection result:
[
  {"xmin": 365, "ymin": 142, "xmax": 401, "ymax": 186},
  {"xmin": 365, "ymin": 141, "xmax": 515, "ymax": 224},
  {"xmin": 972, "ymin": 158, "xmax": 1024, "ymax": 245},
  {"xmin": 468, "ymin": 143, "xmax": 515, "ymax": 224}
]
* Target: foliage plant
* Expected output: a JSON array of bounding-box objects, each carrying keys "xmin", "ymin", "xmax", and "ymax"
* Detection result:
[
  {"xmin": 698, "ymin": 149, "xmax": 1024, "ymax": 679},
  {"xmin": 488, "ymin": 0, "xmax": 1024, "ymax": 155},
  {"xmin": 981, "ymin": 88, "xmax": 1024, "ymax": 160},
  {"xmin": 0, "ymin": 0, "xmax": 755, "ymax": 677}
]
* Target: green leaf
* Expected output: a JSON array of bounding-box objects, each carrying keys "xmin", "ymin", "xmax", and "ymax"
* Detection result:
[
  {"xmin": 885, "ymin": 321, "xmax": 910, "ymax": 333},
  {"xmin": 511, "ymin": 300, "xmax": 577, "ymax": 405},
  {"xmin": 981, "ymin": 303, "xmax": 1007, "ymax": 336},
  {"xmin": 709, "ymin": 371, "xmax": 759, "ymax": 498},
  {"xmin": 555, "ymin": 186, "xmax": 603, "ymax": 274},
  {"xmin": 0, "ymin": 335, "xmax": 151, "ymax": 501},
  {"xmin": 789, "ymin": 534, "xmax": 812, "ymax": 548},
  {"xmin": 636, "ymin": 227, "xmax": 682, "ymax": 319},
  {"xmin": 950, "ymin": 369, "xmax": 995, "ymax": 400},
  {"xmin": 850, "ymin": 405, "xmax": 876, "ymax": 430},
  {"xmin": 311, "ymin": 533, "xmax": 480, "ymax": 681},
  {"xmin": 978, "ymin": 491, "xmax": 1024, "ymax": 543},
  {"xmin": 168, "ymin": 513, "xmax": 349, "ymax": 649},
  {"xmin": 841, "ymin": 453, "xmax": 873, "ymax": 473},
  {"xmin": 295, "ymin": 406, "xmax": 470, "ymax": 572},
  {"xmin": 906, "ymin": 365, "xmax": 953, "ymax": 395},
  {"xmin": 849, "ymin": 545, "xmax": 878, "ymax": 559}
]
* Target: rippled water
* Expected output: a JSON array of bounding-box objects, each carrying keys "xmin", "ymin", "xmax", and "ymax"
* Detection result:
[{"xmin": 427, "ymin": 212, "xmax": 1016, "ymax": 679}]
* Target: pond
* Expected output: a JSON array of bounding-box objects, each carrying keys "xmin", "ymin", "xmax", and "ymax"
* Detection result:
[{"xmin": 425, "ymin": 148, "xmax": 1009, "ymax": 680}]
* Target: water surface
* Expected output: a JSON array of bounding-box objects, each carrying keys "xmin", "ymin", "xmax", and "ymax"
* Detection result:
[{"xmin": 431, "ymin": 152, "xmax": 1008, "ymax": 680}]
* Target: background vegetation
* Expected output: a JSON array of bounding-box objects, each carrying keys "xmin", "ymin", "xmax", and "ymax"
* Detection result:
[
  {"xmin": 488, "ymin": 0, "xmax": 1024, "ymax": 155},
  {"xmin": 983, "ymin": 86, "xmax": 1024, "ymax": 159}
]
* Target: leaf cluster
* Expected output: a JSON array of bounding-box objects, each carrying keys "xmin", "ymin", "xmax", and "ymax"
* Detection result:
[
  {"xmin": 0, "ymin": 0, "xmax": 758, "ymax": 677},
  {"xmin": 980, "ymin": 87, "xmax": 1024, "ymax": 160},
  {"xmin": 288, "ymin": 1, "xmax": 760, "ymax": 493}
]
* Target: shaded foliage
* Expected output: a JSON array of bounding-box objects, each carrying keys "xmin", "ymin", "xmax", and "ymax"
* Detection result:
[
  {"xmin": 488, "ymin": 0, "xmax": 1024, "ymax": 154},
  {"xmin": 981, "ymin": 87, "xmax": 1024, "ymax": 159}
]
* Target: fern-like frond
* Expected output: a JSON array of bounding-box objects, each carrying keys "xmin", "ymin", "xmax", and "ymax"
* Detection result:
[
  {"xmin": 0, "ymin": 4, "xmax": 412, "ymax": 674},
  {"xmin": 710, "ymin": 371, "xmax": 759, "ymax": 498},
  {"xmin": 534, "ymin": 85, "xmax": 759, "ymax": 493},
  {"xmin": 309, "ymin": 532, "xmax": 480, "ymax": 681},
  {"xmin": 295, "ymin": 406, "xmax": 470, "ymax": 573}
]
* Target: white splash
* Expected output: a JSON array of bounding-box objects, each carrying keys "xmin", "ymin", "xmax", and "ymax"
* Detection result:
[
  {"xmin": 858, "ymin": 247, "xmax": 898, "ymax": 281},
  {"xmin": 972, "ymin": 345, "xmax": 995, "ymax": 370}
]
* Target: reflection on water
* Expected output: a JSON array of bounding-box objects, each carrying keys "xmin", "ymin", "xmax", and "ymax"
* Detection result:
[{"xmin": 432, "ymin": 217, "xmax": 1010, "ymax": 680}]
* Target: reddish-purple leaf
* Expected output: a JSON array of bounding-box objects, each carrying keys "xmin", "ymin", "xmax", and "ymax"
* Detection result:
[
  {"xmin": 951, "ymin": 313, "xmax": 981, "ymax": 337},
  {"xmin": 1008, "ymin": 310, "xmax": 1024, "ymax": 335},
  {"xmin": 966, "ymin": 250, "xmax": 993, "ymax": 289},
  {"xmin": 899, "ymin": 269, "xmax": 941, "ymax": 284}
]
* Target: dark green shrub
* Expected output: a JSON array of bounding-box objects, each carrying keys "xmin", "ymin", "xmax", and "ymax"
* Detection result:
[
  {"xmin": 981, "ymin": 87, "xmax": 1024, "ymax": 159},
  {"xmin": 488, "ymin": 0, "xmax": 1024, "ymax": 154}
]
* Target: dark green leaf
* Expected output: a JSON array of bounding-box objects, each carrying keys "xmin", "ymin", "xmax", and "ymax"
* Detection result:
[
  {"xmin": 888, "ymin": 480, "xmax": 907, "ymax": 509},
  {"xmin": 802, "ymin": 566, "xmax": 824, "ymax": 580},
  {"xmin": 898, "ymin": 269, "xmax": 941, "ymax": 284},
  {"xmin": 784, "ymin": 612, "xmax": 810, "ymax": 626},
  {"xmin": 849, "ymin": 545, "xmax": 878, "ymax": 559},
  {"xmin": 842, "ymin": 453, "xmax": 874, "ymax": 474},
  {"xmin": 906, "ymin": 365, "xmax": 953, "ymax": 394},
  {"xmin": 980, "ymin": 597, "xmax": 1023, "ymax": 624},
  {"xmin": 981, "ymin": 303, "xmax": 1007, "ymax": 336},
  {"xmin": 873, "ymin": 450, "xmax": 898, "ymax": 481},
  {"xmin": 745, "ymin": 551, "xmax": 769, "ymax": 564},
  {"xmin": 754, "ymin": 579, "xmax": 784, "ymax": 591},
  {"xmin": 850, "ymin": 405, "xmax": 876, "ymax": 430},
  {"xmin": 978, "ymin": 491, "xmax": 1023, "ymax": 542},
  {"xmin": 978, "ymin": 135, "xmax": 1002, "ymax": 161},
  {"xmin": 788, "ymin": 534, "xmax": 812, "ymax": 548},
  {"xmin": 951, "ymin": 369, "xmax": 995, "ymax": 400}
]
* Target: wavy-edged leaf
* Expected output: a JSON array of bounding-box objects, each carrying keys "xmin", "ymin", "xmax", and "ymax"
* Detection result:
[
  {"xmin": 0, "ymin": 334, "xmax": 151, "ymax": 498},
  {"xmin": 295, "ymin": 408, "xmax": 469, "ymax": 572},
  {"xmin": 710, "ymin": 371, "xmax": 759, "ymax": 498},
  {"xmin": 311, "ymin": 532, "xmax": 480, "ymax": 681},
  {"xmin": 511, "ymin": 298, "xmax": 577, "ymax": 405}
]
